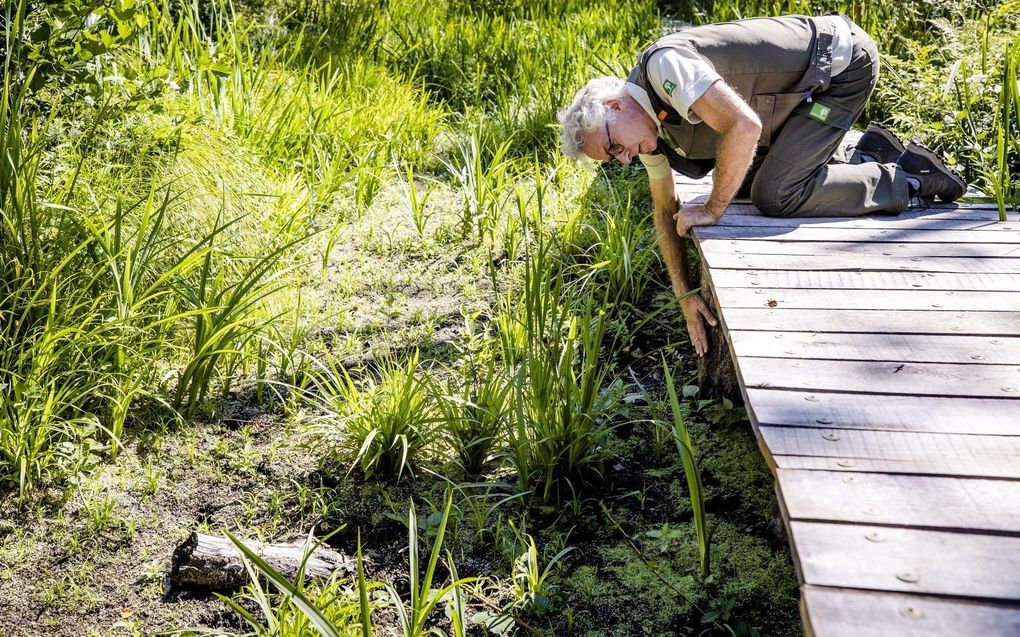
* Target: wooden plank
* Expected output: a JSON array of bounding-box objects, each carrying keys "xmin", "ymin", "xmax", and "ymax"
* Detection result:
[
  {"xmin": 760, "ymin": 427, "xmax": 1020, "ymax": 479},
  {"xmin": 729, "ymin": 331, "xmax": 1020, "ymax": 364},
  {"xmin": 747, "ymin": 389, "xmax": 1020, "ymax": 435},
  {"xmin": 702, "ymin": 238, "xmax": 1020, "ymax": 258},
  {"xmin": 694, "ymin": 225, "xmax": 1020, "ymax": 243},
  {"xmin": 722, "ymin": 308, "xmax": 1020, "ymax": 335},
  {"xmin": 707, "ymin": 268, "xmax": 1020, "ymax": 291},
  {"xmin": 802, "ymin": 586, "xmax": 1020, "ymax": 637},
  {"xmin": 711, "ymin": 212, "xmax": 1020, "ymax": 231},
  {"xmin": 717, "ymin": 288, "xmax": 1020, "ymax": 312},
  {"xmin": 775, "ymin": 454, "xmax": 1020, "ymax": 477},
  {"xmin": 776, "ymin": 469, "xmax": 1020, "ymax": 532},
  {"xmin": 739, "ymin": 357, "xmax": 1020, "ymax": 398},
  {"xmin": 703, "ymin": 252, "xmax": 1020, "ymax": 273},
  {"xmin": 714, "ymin": 201, "xmax": 1011, "ymax": 217},
  {"xmin": 791, "ymin": 521, "xmax": 1020, "ymax": 601}
]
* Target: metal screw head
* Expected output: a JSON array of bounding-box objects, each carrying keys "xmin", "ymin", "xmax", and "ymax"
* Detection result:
[
  {"xmin": 863, "ymin": 507, "xmax": 881, "ymax": 516},
  {"xmin": 865, "ymin": 531, "xmax": 885, "ymax": 542},
  {"xmin": 1002, "ymin": 387, "xmax": 1018, "ymax": 393},
  {"xmin": 805, "ymin": 395, "xmax": 819, "ymax": 402},
  {"xmin": 899, "ymin": 605, "xmax": 924, "ymax": 619},
  {"xmin": 837, "ymin": 458, "xmax": 856, "ymax": 468},
  {"xmin": 897, "ymin": 572, "xmax": 920, "ymax": 583},
  {"xmin": 842, "ymin": 476, "xmax": 858, "ymax": 484},
  {"xmin": 822, "ymin": 432, "xmax": 840, "ymax": 442},
  {"xmin": 989, "ymin": 339, "xmax": 1002, "ymax": 345},
  {"xmin": 816, "ymin": 417, "xmax": 833, "ymax": 424}
]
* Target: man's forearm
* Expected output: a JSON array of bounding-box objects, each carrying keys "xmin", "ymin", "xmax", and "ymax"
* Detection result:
[
  {"xmin": 706, "ymin": 120, "xmax": 760, "ymax": 217},
  {"xmin": 654, "ymin": 203, "xmax": 694, "ymax": 298}
]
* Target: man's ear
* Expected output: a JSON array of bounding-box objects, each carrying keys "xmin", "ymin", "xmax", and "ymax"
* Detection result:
[{"xmin": 605, "ymin": 98, "xmax": 623, "ymax": 111}]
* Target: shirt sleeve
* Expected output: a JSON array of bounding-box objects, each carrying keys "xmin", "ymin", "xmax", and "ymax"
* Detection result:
[
  {"xmin": 645, "ymin": 48, "xmax": 721, "ymax": 125},
  {"xmin": 638, "ymin": 152, "xmax": 672, "ymax": 179}
]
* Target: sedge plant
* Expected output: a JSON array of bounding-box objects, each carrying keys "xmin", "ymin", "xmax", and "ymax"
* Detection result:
[{"xmin": 661, "ymin": 356, "xmax": 710, "ymax": 578}]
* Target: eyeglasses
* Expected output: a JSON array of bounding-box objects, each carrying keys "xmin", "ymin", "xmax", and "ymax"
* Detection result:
[{"xmin": 605, "ymin": 121, "xmax": 624, "ymax": 160}]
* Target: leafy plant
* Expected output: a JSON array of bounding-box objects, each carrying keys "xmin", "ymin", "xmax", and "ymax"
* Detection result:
[
  {"xmin": 387, "ymin": 491, "xmax": 479, "ymax": 637},
  {"xmin": 310, "ymin": 350, "xmax": 436, "ymax": 480},
  {"xmin": 511, "ymin": 534, "xmax": 575, "ymax": 616},
  {"xmin": 662, "ymin": 356, "xmax": 710, "ymax": 578}
]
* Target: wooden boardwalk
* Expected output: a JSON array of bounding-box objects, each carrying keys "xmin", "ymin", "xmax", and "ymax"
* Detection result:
[{"xmin": 678, "ymin": 167, "xmax": 1020, "ymax": 636}]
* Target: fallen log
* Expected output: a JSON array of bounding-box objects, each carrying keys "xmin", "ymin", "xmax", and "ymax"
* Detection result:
[{"xmin": 170, "ymin": 531, "xmax": 356, "ymax": 590}]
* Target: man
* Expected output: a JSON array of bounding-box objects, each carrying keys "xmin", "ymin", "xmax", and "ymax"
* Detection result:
[{"xmin": 558, "ymin": 14, "xmax": 966, "ymax": 357}]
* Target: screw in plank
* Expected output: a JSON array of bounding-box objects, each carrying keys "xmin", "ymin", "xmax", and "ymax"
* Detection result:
[
  {"xmin": 865, "ymin": 531, "xmax": 884, "ymax": 542},
  {"xmin": 822, "ymin": 432, "xmax": 840, "ymax": 441},
  {"xmin": 1002, "ymin": 387, "xmax": 1017, "ymax": 393},
  {"xmin": 863, "ymin": 507, "xmax": 881, "ymax": 516},
  {"xmin": 842, "ymin": 476, "xmax": 858, "ymax": 484},
  {"xmin": 816, "ymin": 417, "xmax": 833, "ymax": 424},
  {"xmin": 896, "ymin": 572, "xmax": 920, "ymax": 583},
  {"xmin": 930, "ymin": 303, "xmax": 943, "ymax": 308},
  {"xmin": 899, "ymin": 605, "xmax": 924, "ymax": 619},
  {"xmin": 970, "ymin": 355, "xmax": 984, "ymax": 360},
  {"xmin": 805, "ymin": 394, "xmax": 819, "ymax": 401},
  {"xmin": 837, "ymin": 458, "xmax": 856, "ymax": 468},
  {"xmin": 989, "ymin": 339, "xmax": 1001, "ymax": 344}
]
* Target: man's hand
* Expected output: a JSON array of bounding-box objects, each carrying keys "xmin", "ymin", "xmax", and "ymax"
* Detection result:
[
  {"xmin": 680, "ymin": 294, "xmax": 718, "ymax": 357},
  {"xmin": 673, "ymin": 204, "xmax": 721, "ymax": 237}
]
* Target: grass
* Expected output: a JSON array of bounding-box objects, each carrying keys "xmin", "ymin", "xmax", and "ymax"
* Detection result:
[{"xmin": 0, "ymin": 0, "xmax": 1015, "ymax": 634}]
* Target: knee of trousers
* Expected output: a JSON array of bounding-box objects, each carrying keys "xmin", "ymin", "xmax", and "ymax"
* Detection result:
[{"xmin": 749, "ymin": 179, "xmax": 803, "ymax": 217}]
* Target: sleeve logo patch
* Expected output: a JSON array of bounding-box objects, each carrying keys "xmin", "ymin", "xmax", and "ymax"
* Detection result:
[
  {"xmin": 662, "ymin": 79, "xmax": 677, "ymax": 96},
  {"xmin": 809, "ymin": 103, "xmax": 831, "ymax": 122}
]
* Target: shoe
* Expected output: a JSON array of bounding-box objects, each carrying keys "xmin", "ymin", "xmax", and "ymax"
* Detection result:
[
  {"xmin": 851, "ymin": 121, "xmax": 906, "ymax": 164},
  {"xmin": 896, "ymin": 141, "xmax": 967, "ymax": 202}
]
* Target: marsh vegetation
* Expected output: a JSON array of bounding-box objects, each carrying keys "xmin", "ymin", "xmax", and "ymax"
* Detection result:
[{"xmin": 0, "ymin": 0, "xmax": 1016, "ymax": 635}]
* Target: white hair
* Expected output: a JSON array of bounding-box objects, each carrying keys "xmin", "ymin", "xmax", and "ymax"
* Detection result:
[{"xmin": 557, "ymin": 76, "xmax": 629, "ymax": 160}]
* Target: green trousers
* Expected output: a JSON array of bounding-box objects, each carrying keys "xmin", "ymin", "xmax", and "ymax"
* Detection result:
[{"xmin": 740, "ymin": 21, "xmax": 911, "ymax": 217}]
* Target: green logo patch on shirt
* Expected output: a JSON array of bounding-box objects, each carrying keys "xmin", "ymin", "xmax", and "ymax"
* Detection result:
[
  {"xmin": 809, "ymin": 103, "xmax": 831, "ymax": 122},
  {"xmin": 662, "ymin": 79, "xmax": 676, "ymax": 96}
]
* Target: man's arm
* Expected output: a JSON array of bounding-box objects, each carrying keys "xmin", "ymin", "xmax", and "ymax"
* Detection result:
[
  {"xmin": 673, "ymin": 80, "xmax": 761, "ymax": 236},
  {"xmin": 649, "ymin": 172, "xmax": 718, "ymax": 357}
]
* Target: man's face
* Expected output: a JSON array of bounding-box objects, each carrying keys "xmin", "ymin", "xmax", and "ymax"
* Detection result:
[{"xmin": 581, "ymin": 96, "xmax": 659, "ymax": 165}]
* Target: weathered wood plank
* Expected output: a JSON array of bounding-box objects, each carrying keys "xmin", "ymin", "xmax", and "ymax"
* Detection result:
[
  {"xmin": 774, "ymin": 454, "xmax": 1020, "ymax": 477},
  {"xmin": 707, "ymin": 269, "xmax": 1020, "ymax": 291},
  {"xmin": 740, "ymin": 357, "xmax": 1020, "ymax": 398},
  {"xmin": 715, "ymin": 201, "xmax": 1011, "ymax": 217},
  {"xmin": 703, "ymin": 252, "xmax": 1020, "ymax": 273},
  {"xmin": 722, "ymin": 308, "xmax": 1020, "ymax": 335},
  {"xmin": 695, "ymin": 225, "xmax": 1020, "ymax": 243},
  {"xmin": 730, "ymin": 331, "xmax": 1020, "ymax": 364},
  {"xmin": 711, "ymin": 212, "xmax": 1019, "ymax": 231},
  {"xmin": 776, "ymin": 469, "xmax": 1020, "ymax": 532},
  {"xmin": 746, "ymin": 389, "xmax": 1020, "ymax": 435},
  {"xmin": 702, "ymin": 238, "xmax": 1020, "ymax": 258},
  {"xmin": 760, "ymin": 427, "xmax": 1020, "ymax": 479},
  {"xmin": 717, "ymin": 288, "xmax": 1020, "ymax": 312},
  {"xmin": 802, "ymin": 586, "xmax": 1020, "ymax": 637},
  {"xmin": 791, "ymin": 521, "xmax": 1020, "ymax": 601}
]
